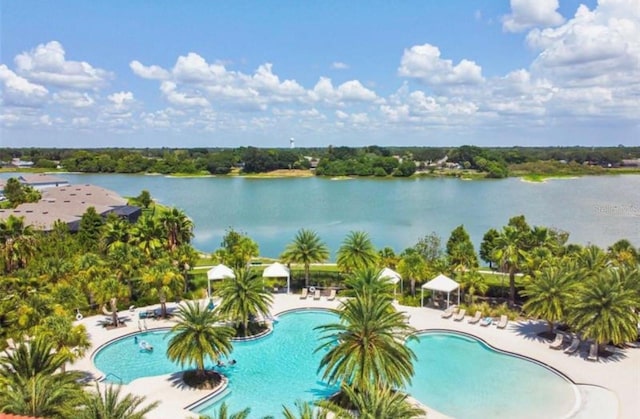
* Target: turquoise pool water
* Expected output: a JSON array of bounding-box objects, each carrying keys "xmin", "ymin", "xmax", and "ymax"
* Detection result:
[
  {"xmin": 94, "ymin": 310, "xmax": 338, "ymax": 417},
  {"xmin": 94, "ymin": 313, "xmax": 577, "ymax": 418},
  {"xmin": 406, "ymin": 332, "xmax": 576, "ymax": 419}
]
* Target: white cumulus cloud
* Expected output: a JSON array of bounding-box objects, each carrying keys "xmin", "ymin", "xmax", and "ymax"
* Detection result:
[
  {"xmin": 0, "ymin": 64, "xmax": 49, "ymax": 107},
  {"xmin": 14, "ymin": 41, "xmax": 111, "ymax": 89},
  {"xmin": 502, "ymin": 0, "xmax": 565, "ymax": 33},
  {"xmin": 130, "ymin": 60, "xmax": 170, "ymax": 80},
  {"xmin": 331, "ymin": 61, "xmax": 349, "ymax": 70},
  {"xmin": 398, "ymin": 43, "xmax": 484, "ymax": 86}
]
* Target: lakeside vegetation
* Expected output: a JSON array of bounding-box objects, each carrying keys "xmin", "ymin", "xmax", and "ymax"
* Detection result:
[{"xmin": 2, "ymin": 145, "xmax": 639, "ymax": 180}]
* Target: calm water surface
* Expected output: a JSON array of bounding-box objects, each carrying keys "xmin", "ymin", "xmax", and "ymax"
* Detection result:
[{"xmin": 12, "ymin": 173, "xmax": 640, "ymax": 257}]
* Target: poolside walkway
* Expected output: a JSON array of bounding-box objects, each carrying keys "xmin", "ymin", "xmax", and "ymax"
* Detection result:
[{"xmin": 71, "ymin": 294, "xmax": 639, "ymax": 419}]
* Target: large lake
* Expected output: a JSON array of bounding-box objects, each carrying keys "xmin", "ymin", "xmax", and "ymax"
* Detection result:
[{"xmin": 7, "ymin": 173, "xmax": 640, "ymax": 258}]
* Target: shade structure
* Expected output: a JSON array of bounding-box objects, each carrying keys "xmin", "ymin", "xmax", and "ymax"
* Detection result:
[
  {"xmin": 421, "ymin": 273, "xmax": 460, "ymax": 308},
  {"xmin": 262, "ymin": 262, "xmax": 291, "ymax": 294},
  {"xmin": 379, "ymin": 267, "xmax": 402, "ymax": 297},
  {"xmin": 207, "ymin": 264, "xmax": 235, "ymax": 297}
]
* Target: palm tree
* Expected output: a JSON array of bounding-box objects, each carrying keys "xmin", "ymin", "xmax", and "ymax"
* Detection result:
[
  {"xmin": 396, "ymin": 248, "xmax": 427, "ymax": 297},
  {"xmin": 317, "ymin": 384, "xmax": 425, "ymax": 419},
  {"xmin": 282, "ymin": 400, "xmax": 327, "ymax": 419},
  {"xmin": 342, "ymin": 267, "xmax": 395, "ymax": 299},
  {"xmin": 336, "ymin": 231, "xmax": 378, "ymax": 273},
  {"xmin": 198, "ymin": 401, "xmax": 251, "ymax": 419},
  {"xmin": 281, "ymin": 229, "xmax": 329, "ymax": 288},
  {"xmin": 316, "ymin": 291, "xmax": 416, "ymax": 390},
  {"xmin": 100, "ymin": 215, "xmax": 131, "ymax": 254},
  {"xmin": 159, "ymin": 207, "xmax": 194, "ymax": 252},
  {"xmin": 130, "ymin": 214, "xmax": 164, "ymax": 259},
  {"xmin": 37, "ymin": 314, "xmax": 91, "ymax": 372},
  {"xmin": 569, "ymin": 269, "xmax": 639, "ymax": 354},
  {"xmin": 0, "ymin": 214, "xmax": 37, "ymax": 273},
  {"xmin": 0, "ymin": 338, "xmax": 85, "ymax": 418},
  {"xmin": 492, "ymin": 225, "xmax": 529, "ymax": 306},
  {"xmin": 141, "ymin": 259, "xmax": 185, "ymax": 318},
  {"xmin": 77, "ymin": 383, "xmax": 159, "ymax": 419},
  {"xmin": 90, "ymin": 276, "xmax": 129, "ymax": 327},
  {"xmin": 607, "ymin": 239, "xmax": 639, "ymax": 267},
  {"xmin": 458, "ymin": 269, "xmax": 489, "ymax": 304},
  {"xmin": 521, "ymin": 264, "xmax": 576, "ymax": 333},
  {"xmin": 166, "ymin": 300, "xmax": 235, "ymax": 380},
  {"xmin": 216, "ymin": 268, "xmax": 273, "ymax": 336}
]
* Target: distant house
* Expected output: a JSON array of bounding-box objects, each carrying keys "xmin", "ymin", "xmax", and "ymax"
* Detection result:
[
  {"xmin": 0, "ymin": 184, "xmax": 141, "ymax": 232},
  {"xmin": 621, "ymin": 159, "xmax": 640, "ymax": 167},
  {"xmin": 18, "ymin": 174, "xmax": 69, "ymax": 190},
  {"xmin": 10, "ymin": 158, "xmax": 34, "ymax": 168}
]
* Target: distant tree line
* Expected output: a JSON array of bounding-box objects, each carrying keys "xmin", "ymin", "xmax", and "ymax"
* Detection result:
[{"xmin": 1, "ymin": 145, "xmax": 638, "ymax": 178}]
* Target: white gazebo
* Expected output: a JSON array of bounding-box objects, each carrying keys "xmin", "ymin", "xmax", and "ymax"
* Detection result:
[
  {"xmin": 421, "ymin": 273, "xmax": 460, "ymax": 308},
  {"xmin": 262, "ymin": 262, "xmax": 291, "ymax": 294},
  {"xmin": 379, "ymin": 267, "xmax": 402, "ymax": 298},
  {"xmin": 206, "ymin": 264, "xmax": 235, "ymax": 297}
]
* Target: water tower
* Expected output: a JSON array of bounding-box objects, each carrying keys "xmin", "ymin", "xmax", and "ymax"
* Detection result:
[{"xmin": 290, "ymin": 137, "xmax": 295, "ymax": 149}]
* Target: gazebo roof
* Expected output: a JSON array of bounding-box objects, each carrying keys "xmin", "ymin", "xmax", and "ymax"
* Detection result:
[
  {"xmin": 421, "ymin": 274, "xmax": 459, "ymax": 293},
  {"xmin": 379, "ymin": 267, "xmax": 401, "ymax": 284},
  {"xmin": 262, "ymin": 262, "xmax": 290, "ymax": 278},
  {"xmin": 207, "ymin": 264, "xmax": 235, "ymax": 280}
]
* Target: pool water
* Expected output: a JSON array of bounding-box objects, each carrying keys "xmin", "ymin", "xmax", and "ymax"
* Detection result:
[
  {"xmin": 406, "ymin": 332, "xmax": 577, "ymax": 419},
  {"xmin": 94, "ymin": 310, "xmax": 339, "ymax": 417},
  {"xmin": 94, "ymin": 312, "xmax": 577, "ymax": 418}
]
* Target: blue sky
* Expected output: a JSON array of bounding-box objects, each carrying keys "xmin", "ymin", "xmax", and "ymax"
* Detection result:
[{"xmin": 1, "ymin": 0, "xmax": 639, "ymax": 148}]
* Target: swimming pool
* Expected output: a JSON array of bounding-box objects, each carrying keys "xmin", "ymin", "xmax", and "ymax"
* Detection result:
[
  {"xmin": 406, "ymin": 332, "xmax": 577, "ymax": 419},
  {"xmin": 94, "ymin": 310, "xmax": 339, "ymax": 417},
  {"xmin": 93, "ymin": 312, "xmax": 577, "ymax": 418}
]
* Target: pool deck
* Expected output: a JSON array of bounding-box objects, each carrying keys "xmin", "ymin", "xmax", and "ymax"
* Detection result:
[{"xmin": 71, "ymin": 294, "xmax": 640, "ymax": 419}]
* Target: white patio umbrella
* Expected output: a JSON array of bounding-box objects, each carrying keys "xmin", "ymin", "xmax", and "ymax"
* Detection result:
[
  {"xmin": 379, "ymin": 267, "xmax": 402, "ymax": 298},
  {"xmin": 262, "ymin": 262, "xmax": 291, "ymax": 294},
  {"xmin": 421, "ymin": 273, "xmax": 460, "ymax": 308},
  {"xmin": 206, "ymin": 264, "xmax": 235, "ymax": 297}
]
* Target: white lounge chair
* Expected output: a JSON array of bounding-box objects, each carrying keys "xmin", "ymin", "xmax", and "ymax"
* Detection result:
[
  {"xmin": 480, "ymin": 317, "xmax": 492, "ymax": 327},
  {"xmin": 441, "ymin": 305, "xmax": 457, "ymax": 319},
  {"xmin": 327, "ymin": 289, "xmax": 336, "ymax": 301},
  {"xmin": 496, "ymin": 315, "xmax": 508, "ymax": 329},
  {"xmin": 549, "ymin": 333, "xmax": 564, "ymax": 349},
  {"xmin": 468, "ymin": 311, "xmax": 482, "ymax": 324},
  {"xmin": 453, "ymin": 308, "xmax": 467, "ymax": 322},
  {"xmin": 564, "ymin": 337, "xmax": 580, "ymax": 354},
  {"xmin": 313, "ymin": 289, "xmax": 321, "ymax": 300},
  {"xmin": 587, "ymin": 343, "xmax": 599, "ymax": 362},
  {"xmin": 299, "ymin": 288, "xmax": 309, "ymax": 299}
]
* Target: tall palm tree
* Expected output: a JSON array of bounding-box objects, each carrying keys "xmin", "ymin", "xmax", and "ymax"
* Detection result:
[
  {"xmin": 281, "ymin": 229, "xmax": 329, "ymax": 288},
  {"xmin": 282, "ymin": 400, "xmax": 327, "ymax": 419},
  {"xmin": 216, "ymin": 268, "xmax": 273, "ymax": 336},
  {"xmin": 317, "ymin": 384, "xmax": 425, "ymax": 419},
  {"xmin": 342, "ymin": 267, "xmax": 395, "ymax": 299},
  {"xmin": 492, "ymin": 225, "xmax": 529, "ymax": 306},
  {"xmin": 607, "ymin": 239, "xmax": 639, "ymax": 267},
  {"xmin": 37, "ymin": 314, "xmax": 91, "ymax": 372},
  {"xmin": 569, "ymin": 269, "xmax": 639, "ymax": 354},
  {"xmin": 0, "ymin": 214, "xmax": 37, "ymax": 273},
  {"xmin": 141, "ymin": 259, "xmax": 185, "ymax": 318},
  {"xmin": 198, "ymin": 401, "xmax": 251, "ymax": 419},
  {"xmin": 130, "ymin": 214, "xmax": 164, "ymax": 259},
  {"xmin": 0, "ymin": 338, "xmax": 85, "ymax": 418},
  {"xmin": 397, "ymin": 249, "xmax": 428, "ymax": 297},
  {"xmin": 521, "ymin": 264, "xmax": 577, "ymax": 332},
  {"xmin": 159, "ymin": 207, "xmax": 194, "ymax": 252},
  {"xmin": 336, "ymin": 231, "xmax": 378, "ymax": 273},
  {"xmin": 77, "ymin": 383, "xmax": 159, "ymax": 419},
  {"xmin": 90, "ymin": 276, "xmax": 129, "ymax": 327},
  {"xmin": 458, "ymin": 269, "xmax": 489, "ymax": 304},
  {"xmin": 100, "ymin": 216, "xmax": 131, "ymax": 254},
  {"xmin": 316, "ymin": 292, "xmax": 416, "ymax": 390},
  {"xmin": 166, "ymin": 300, "xmax": 235, "ymax": 380}
]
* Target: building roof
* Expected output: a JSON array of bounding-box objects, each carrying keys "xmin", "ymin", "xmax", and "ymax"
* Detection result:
[
  {"xmin": 0, "ymin": 183, "xmax": 132, "ymax": 231},
  {"xmin": 18, "ymin": 173, "xmax": 69, "ymax": 186}
]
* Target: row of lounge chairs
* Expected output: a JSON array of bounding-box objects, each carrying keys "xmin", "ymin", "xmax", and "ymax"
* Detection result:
[
  {"xmin": 441, "ymin": 306, "xmax": 509, "ymax": 329},
  {"xmin": 299, "ymin": 288, "xmax": 336, "ymax": 301},
  {"xmin": 549, "ymin": 332, "xmax": 599, "ymax": 361}
]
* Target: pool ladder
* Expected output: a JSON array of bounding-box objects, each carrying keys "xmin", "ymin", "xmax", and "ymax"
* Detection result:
[{"xmin": 102, "ymin": 372, "xmax": 123, "ymax": 384}]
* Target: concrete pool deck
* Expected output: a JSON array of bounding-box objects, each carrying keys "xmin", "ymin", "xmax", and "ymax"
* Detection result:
[{"xmin": 71, "ymin": 294, "xmax": 639, "ymax": 418}]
